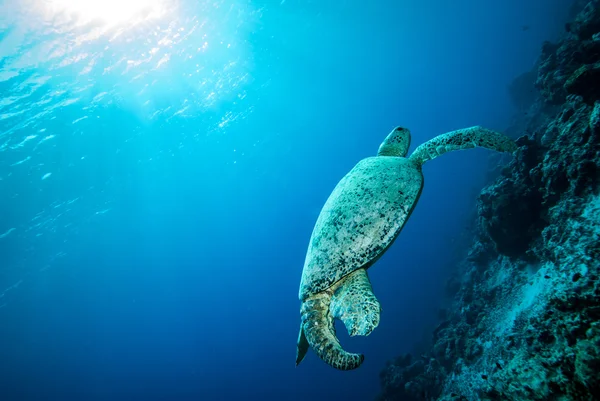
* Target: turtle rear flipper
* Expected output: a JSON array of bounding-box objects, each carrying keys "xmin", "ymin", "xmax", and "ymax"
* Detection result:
[
  {"xmin": 300, "ymin": 293, "xmax": 364, "ymax": 370},
  {"xmin": 409, "ymin": 126, "xmax": 517, "ymax": 166},
  {"xmin": 330, "ymin": 268, "xmax": 381, "ymax": 337}
]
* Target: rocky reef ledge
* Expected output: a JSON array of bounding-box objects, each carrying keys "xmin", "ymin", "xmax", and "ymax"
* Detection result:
[{"xmin": 377, "ymin": 1, "xmax": 600, "ymax": 400}]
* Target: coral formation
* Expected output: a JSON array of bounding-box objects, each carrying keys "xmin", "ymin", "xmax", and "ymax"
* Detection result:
[
  {"xmin": 536, "ymin": 0, "xmax": 600, "ymax": 105},
  {"xmin": 377, "ymin": 1, "xmax": 600, "ymax": 400}
]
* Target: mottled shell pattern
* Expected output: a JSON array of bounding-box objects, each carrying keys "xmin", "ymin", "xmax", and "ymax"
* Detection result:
[{"xmin": 298, "ymin": 153, "xmax": 423, "ymax": 300}]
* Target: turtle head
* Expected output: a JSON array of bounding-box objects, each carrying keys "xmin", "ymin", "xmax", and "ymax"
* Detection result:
[{"xmin": 377, "ymin": 126, "xmax": 411, "ymax": 157}]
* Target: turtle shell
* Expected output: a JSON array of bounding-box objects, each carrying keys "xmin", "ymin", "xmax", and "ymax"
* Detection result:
[{"xmin": 299, "ymin": 156, "xmax": 423, "ymax": 300}]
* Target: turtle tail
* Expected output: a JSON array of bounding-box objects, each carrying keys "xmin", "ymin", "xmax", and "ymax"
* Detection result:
[
  {"xmin": 299, "ymin": 293, "xmax": 364, "ymax": 370},
  {"xmin": 408, "ymin": 126, "xmax": 517, "ymax": 166},
  {"xmin": 295, "ymin": 324, "xmax": 309, "ymax": 366}
]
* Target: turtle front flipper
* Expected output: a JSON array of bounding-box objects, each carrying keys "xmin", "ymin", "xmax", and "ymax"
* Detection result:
[
  {"xmin": 330, "ymin": 268, "xmax": 381, "ymax": 337},
  {"xmin": 299, "ymin": 292, "xmax": 364, "ymax": 370},
  {"xmin": 408, "ymin": 126, "xmax": 517, "ymax": 166}
]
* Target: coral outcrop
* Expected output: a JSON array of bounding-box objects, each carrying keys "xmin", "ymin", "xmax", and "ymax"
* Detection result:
[
  {"xmin": 536, "ymin": 0, "xmax": 600, "ymax": 105},
  {"xmin": 377, "ymin": 1, "xmax": 600, "ymax": 400}
]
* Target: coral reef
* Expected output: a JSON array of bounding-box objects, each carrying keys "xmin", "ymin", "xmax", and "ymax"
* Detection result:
[
  {"xmin": 377, "ymin": 2, "xmax": 600, "ymax": 400},
  {"xmin": 536, "ymin": 0, "xmax": 600, "ymax": 105}
]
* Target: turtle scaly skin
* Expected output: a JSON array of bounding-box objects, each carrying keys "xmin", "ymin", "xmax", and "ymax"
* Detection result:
[{"xmin": 409, "ymin": 126, "xmax": 517, "ymax": 166}]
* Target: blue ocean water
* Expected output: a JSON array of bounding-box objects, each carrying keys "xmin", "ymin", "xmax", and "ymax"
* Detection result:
[{"xmin": 0, "ymin": 0, "xmax": 572, "ymax": 400}]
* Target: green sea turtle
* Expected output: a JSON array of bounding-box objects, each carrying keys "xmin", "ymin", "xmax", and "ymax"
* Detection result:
[{"xmin": 295, "ymin": 125, "xmax": 517, "ymax": 371}]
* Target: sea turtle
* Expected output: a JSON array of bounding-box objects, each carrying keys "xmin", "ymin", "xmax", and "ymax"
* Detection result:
[{"xmin": 295, "ymin": 125, "xmax": 517, "ymax": 371}]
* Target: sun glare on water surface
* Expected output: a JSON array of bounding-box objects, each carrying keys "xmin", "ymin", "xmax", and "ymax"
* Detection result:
[{"xmin": 44, "ymin": 0, "xmax": 168, "ymax": 26}]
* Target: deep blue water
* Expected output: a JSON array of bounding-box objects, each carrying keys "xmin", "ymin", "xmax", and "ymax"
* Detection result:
[{"xmin": 0, "ymin": 0, "xmax": 572, "ymax": 400}]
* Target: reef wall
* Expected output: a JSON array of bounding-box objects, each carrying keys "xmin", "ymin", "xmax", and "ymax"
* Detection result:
[{"xmin": 377, "ymin": 1, "xmax": 600, "ymax": 400}]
